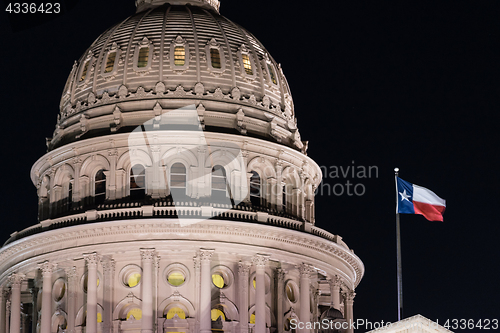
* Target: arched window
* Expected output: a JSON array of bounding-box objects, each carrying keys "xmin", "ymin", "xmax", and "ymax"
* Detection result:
[
  {"xmin": 80, "ymin": 61, "xmax": 89, "ymax": 82},
  {"xmin": 211, "ymin": 307, "xmax": 226, "ymax": 331},
  {"xmin": 166, "ymin": 307, "xmax": 186, "ymax": 319},
  {"xmin": 250, "ymin": 171, "xmax": 260, "ymax": 206},
  {"xmin": 104, "ymin": 51, "xmax": 116, "ymax": 73},
  {"xmin": 282, "ymin": 183, "xmax": 289, "ymax": 213},
  {"xmin": 130, "ymin": 165, "xmax": 146, "ymax": 199},
  {"xmin": 267, "ymin": 63, "xmax": 278, "ymax": 85},
  {"xmin": 170, "ymin": 163, "xmax": 187, "ymax": 197},
  {"xmin": 68, "ymin": 182, "xmax": 73, "ymax": 210},
  {"xmin": 210, "ymin": 48, "xmax": 221, "ymax": 69},
  {"xmin": 137, "ymin": 46, "xmax": 149, "ymax": 68},
  {"xmin": 212, "ymin": 165, "xmax": 230, "ymax": 202},
  {"xmin": 242, "ymin": 53, "xmax": 253, "ymax": 75},
  {"xmin": 95, "ymin": 169, "xmax": 106, "ymax": 204},
  {"xmin": 174, "ymin": 46, "xmax": 185, "ymax": 66}
]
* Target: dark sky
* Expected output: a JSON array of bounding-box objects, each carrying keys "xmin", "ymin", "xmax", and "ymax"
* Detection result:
[{"xmin": 1, "ymin": 0, "xmax": 499, "ymax": 331}]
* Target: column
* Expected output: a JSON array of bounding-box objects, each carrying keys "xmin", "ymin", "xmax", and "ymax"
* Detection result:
[
  {"xmin": 9, "ymin": 273, "xmax": 26, "ymax": 333},
  {"xmin": 39, "ymin": 262, "xmax": 56, "ymax": 333},
  {"xmin": 0, "ymin": 288, "xmax": 7, "ymax": 333},
  {"xmin": 102, "ymin": 259, "xmax": 116, "ymax": 333},
  {"xmin": 344, "ymin": 290, "xmax": 355, "ymax": 333},
  {"xmin": 237, "ymin": 262, "xmax": 250, "ymax": 333},
  {"xmin": 193, "ymin": 256, "xmax": 201, "ymax": 332},
  {"xmin": 199, "ymin": 249, "xmax": 214, "ymax": 333},
  {"xmin": 65, "ymin": 267, "xmax": 78, "ymax": 333},
  {"xmin": 298, "ymin": 263, "xmax": 313, "ymax": 333},
  {"xmin": 275, "ymin": 269, "xmax": 285, "ymax": 333},
  {"xmin": 84, "ymin": 253, "xmax": 99, "ymax": 333},
  {"xmin": 140, "ymin": 249, "xmax": 155, "ymax": 333},
  {"xmin": 6, "ymin": 300, "xmax": 11, "ymax": 333},
  {"xmin": 252, "ymin": 254, "xmax": 269, "ymax": 333},
  {"xmin": 328, "ymin": 276, "xmax": 341, "ymax": 310}
]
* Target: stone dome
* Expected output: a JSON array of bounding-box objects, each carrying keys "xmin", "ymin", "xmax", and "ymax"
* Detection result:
[{"xmin": 53, "ymin": 0, "xmax": 302, "ymax": 152}]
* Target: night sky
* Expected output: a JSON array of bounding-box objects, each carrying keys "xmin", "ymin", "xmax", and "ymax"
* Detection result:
[{"xmin": 1, "ymin": 0, "xmax": 499, "ymax": 331}]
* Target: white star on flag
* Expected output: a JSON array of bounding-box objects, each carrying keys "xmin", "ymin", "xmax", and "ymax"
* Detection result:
[{"xmin": 399, "ymin": 189, "xmax": 411, "ymax": 202}]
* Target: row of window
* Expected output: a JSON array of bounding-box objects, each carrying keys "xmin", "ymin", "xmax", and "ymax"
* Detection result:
[{"xmin": 79, "ymin": 42, "xmax": 277, "ymax": 86}]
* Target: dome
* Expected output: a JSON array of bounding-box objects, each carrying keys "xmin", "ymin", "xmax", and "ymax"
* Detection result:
[{"xmin": 54, "ymin": 1, "xmax": 302, "ymax": 152}]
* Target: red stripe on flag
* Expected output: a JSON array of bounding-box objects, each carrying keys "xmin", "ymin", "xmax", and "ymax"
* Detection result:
[{"xmin": 413, "ymin": 201, "xmax": 446, "ymax": 222}]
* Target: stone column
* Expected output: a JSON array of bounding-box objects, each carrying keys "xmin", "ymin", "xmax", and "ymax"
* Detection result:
[
  {"xmin": 344, "ymin": 291, "xmax": 355, "ymax": 333},
  {"xmin": 39, "ymin": 262, "xmax": 56, "ymax": 333},
  {"xmin": 237, "ymin": 262, "xmax": 250, "ymax": 333},
  {"xmin": 252, "ymin": 254, "xmax": 269, "ymax": 333},
  {"xmin": 298, "ymin": 264, "xmax": 313, "ymax": 333},
  {"xmin": 9, "ymin": 273, "xmax": 26, "ymax": 333},
  {"xmin": 84, "ymin": 253, "xmax": 99, "ymax": 333},
  {"xmin": 140, "ymin": 249, "xmax": 155, "ymax": 333},
  {"xmin": 199, "ymin": 249, "xmax": 214, "ymax": 333},
  {"xmin": 102, "ymin": 259, "xmax": 115, "ymax": 333},
  {"xmin": 193, "ymin": 256, "xmax": 201, "ymax": 332},
  {"xmin": 65, "ymin": 267, "xmax": 78, "ymax": 333},
  {"xmin": 0, "ymin": 288, "xmax": 7, "ymax": 333},
  {"xmin": 275, "ymin": 269, "xmax": 285, "ymax": 333},
  {"xmin": 6, "ymin": 300, "xmax": 11, "ymax": 333},
  {"xmin": 29, "ymin": 285, "xmax": 38, "ymax": 333},
  {"xmin": 328, "ymin": 276, "xmax": 341, "ymax": 310}
]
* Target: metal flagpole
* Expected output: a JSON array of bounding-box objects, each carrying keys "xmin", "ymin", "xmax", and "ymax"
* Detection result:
[{"xmin": 394, "ymin": 167, "xmax": 403, "ymax": 321}]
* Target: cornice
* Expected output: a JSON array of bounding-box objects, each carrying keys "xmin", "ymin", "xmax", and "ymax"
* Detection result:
[{"xmin": 0, "ymin": 219, "xmax": 364, "ymax": 287}]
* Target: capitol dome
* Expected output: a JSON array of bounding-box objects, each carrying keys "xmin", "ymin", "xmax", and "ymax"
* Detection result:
[
  {"xmin": 54, "ymin": 0, "xmax": 301, "ymax": 152},
  {"xmin": 0, "ymin": 1, "xmax": 363, "ymax": 333}
]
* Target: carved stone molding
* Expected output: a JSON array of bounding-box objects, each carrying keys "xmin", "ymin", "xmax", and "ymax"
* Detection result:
[
  {"xmin": 83, "ymin": 252, "xmax": 100, "ymax": 267},
  {"xmin": 276, "ymin": 268, "xmax": 286, "ymax": 282},
  {"xmin": 38, "ymin": 261, "xmax": 57, "ymax": 277},
  {"xmin": 298, "ymin": 263, "xmax": 314, "ymax": 278},
  {"xmin": 140, "ymin": 248, "xmax": 156, "ymax": 261},
  {"xmin": 237, "ymin": 261, "xmax": 251, "ymax": 275},
  {"xmin": 102, "ymin": 259, "xmax": 116, "ymax": 273},
  {"xmin": 8, "ymin": 273, "xmax": 26, "ymax": 286},
  {"xmin": 343, "ymin": 290, "xmax": 356, "ymax": 303},
  {"xmin": 65, "ymin": 266, "xmax": 78, "ymax": 281},
  {"xmin": 199, "ymin": 249, "xmax": 214, "ymax": 262},
  {"xmin": 252, "ymin": 254, "xmax": 270, "ymax": 267}
]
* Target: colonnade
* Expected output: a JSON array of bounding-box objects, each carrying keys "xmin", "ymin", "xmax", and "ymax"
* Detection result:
[{"xmin": 1, "ymin": 250, "xmax": 356, "ymax": 333}]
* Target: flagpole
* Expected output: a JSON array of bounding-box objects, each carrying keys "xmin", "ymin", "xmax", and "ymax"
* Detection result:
[{"xmin": 394, "ymin": 167, "xmax": 403, "ymax": 321}]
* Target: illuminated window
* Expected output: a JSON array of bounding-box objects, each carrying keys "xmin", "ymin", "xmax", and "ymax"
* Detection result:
[
  {"xmin": 286, "ymin": 281, "xmax": 297, "ymax": 303},
  {"xmin": 167, "ymin": 271, "xmax": 185, "ymax": 286},
  {"xmin": 80, "ymin": 61, "xmax": 89, "ymax": 82},
  {"xmin": 250, "ymin": 171, "xmax": 260, "ymax": 206},
  {"xmin": 170, "ymin": 163, "xmax": 186, "ymax": 197},
  {"xmin": 242, "ymin": 54, "xmax": 253, "ymax": 75},
  {"xmin": 121, "ymin": 265, "xmax": 142, "ymax": 288},
  {"xmin": 211, "ymin": 308, "xmax": 225, "ymax": 321},
  {"xmin": 95, "ymin": 169, "xmax": 106, "ymax": 205},
  {"xmin": 104, "ymin": 52, "xmax": 116, "ymax": 73},
  {"xmin": 210, "ymin": 48, "xmax": 221, "ymax": 69},
  {"xmin": 174, "ymin": 46, "xmax": 185, "ymax": 66},
  {"xmin": 212, "ymin": 273, "xmax": 226, "ymax": 289},
  {"xmin": 137, "ymin": 47, "xmax": 149, "ymax": 68},
  {"xmin": 267, "ymin": 63, "xmax": 277, "ymax": 85},
  {"xmin": 52, "ymin": 278, "xmax": 66, "ymax": 302},
  {"xmin": 130, "ymin": 165, "xmax": 146, "ymax": 199},
  {"xmin": 82, "ymin": 311, "xmax": 103, "ymax": 326},
  {"xmin": 250, "ymin": 312, "xmax": 255, "ymax": 324},
  {"xmin": 166, "ymin": 307, "xmax": 186, "ymax": 319},
  {"xmin": 126, "ymin": 308, "xmax": 142, "ymax": 320}
]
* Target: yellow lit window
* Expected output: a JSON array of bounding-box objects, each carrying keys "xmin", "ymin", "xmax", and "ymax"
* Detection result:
[
  {"xmin": 211, "ymin": 309, "xmax": 225, "ymax": 321},
  {"xmin": 137, "ymin": 47, "xmax": 149, "ymax": 68},
  {"xmin": 126, "ymin": 308, "xmax": 142, "ymax": 320},
  {"xmin": 166, "ymin": 307, "xmax": 186, "ymax": 319},
  {"xmin": 168, "ymin": 271, "xmax": 185, "ymax": 286},
  {"xmin": 250, "ymin": 313, "xmax": 255, "ymax": 324},
  {"xmin": 242, "ymin": 54, "xmax": 253, "ymax": 75},
  {"xmin": 80, "ymin": 61, "xmax": 89, "ymax": 82},
  {"xmin": 267, "ymin": 63, "xmax": 277, "ymax": 85},
  {"xmin": 212, "ymin": 273, "xmax": 225, "ymax": 289},
  {"xmin": 210, "ymin": 48, "xmax": 221, "ymax": 69},
  {"xmin": 174, "ymin": 46, "xmax": 185, "ymax": 66},
  {"xmin": 127, "ymin": 273, "xmax": 141, "ymax": 288},
  {"xmin": 252, "ymin": 277, "xmax": 256, "ymax": 289},
  {"xmin": 104, "ymin": 52, "xmax": 116, "ymax": 73}
]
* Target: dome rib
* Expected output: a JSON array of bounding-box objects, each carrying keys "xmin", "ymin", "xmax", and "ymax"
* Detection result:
[
  {"xmin": 185, "ymin": 6, "xmax": 201, "ymax": 83},
  {"xmin": 202, "ymin": 8, "xmax": 236, "ymax": 88},
  {"xmin": 159, "ymin": 5, "xmax": 171, "ymax": 82},
  {"xmin": 92, "ymin": 16, "xmax": 132, "ymax": 93},
  {"xmin": 123, "ymin": 8, "xmax": 154, "ymax": 85}
]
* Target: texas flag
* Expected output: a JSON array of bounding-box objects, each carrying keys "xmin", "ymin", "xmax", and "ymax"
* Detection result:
[{"xmin": 396, "ymin": 177, "xmax": 446, "ymax": 221}]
